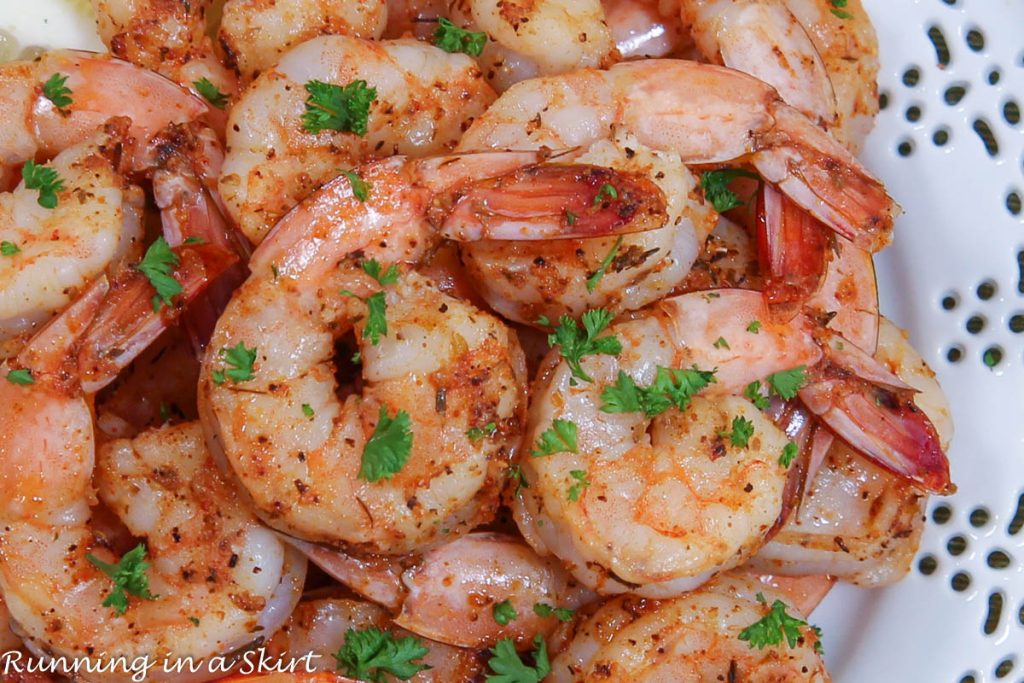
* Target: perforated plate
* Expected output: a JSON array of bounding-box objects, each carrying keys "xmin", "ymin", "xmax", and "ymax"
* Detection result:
[{"xmin": 812, "ymin": 1, "xmax": 1024, "ymax": 681}]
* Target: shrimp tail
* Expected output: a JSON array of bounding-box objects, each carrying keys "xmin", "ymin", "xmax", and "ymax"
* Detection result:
[
  {"xmin": 78, "ymin": 243, "xmax": 239, "ymax": 393},
  {"xmin": 439, "ymin": 164, "xmax": 669, "ymax": 240}
]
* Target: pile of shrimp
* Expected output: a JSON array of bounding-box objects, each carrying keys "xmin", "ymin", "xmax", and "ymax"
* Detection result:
[{"xmin": 0, "ymin": 0, "xmax": 954, "ymax": 680}]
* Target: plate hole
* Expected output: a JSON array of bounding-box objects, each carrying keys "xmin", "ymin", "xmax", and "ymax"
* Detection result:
[
  {"xmin": 959, "ymin": 675, "xmax": 976, "ymax": 683},
  {"xmin": 944, "ymin": 83, "xmax": 968, "ymax": 105},
  {"xmin": 897, "ymin": 139, "xmax": 915, "ymax": 157},
  {"xmin": 933, "ymin": 127, "xmax": 950, "ymax": 146},
  {"xmin": 988, "ymin": 68, "xmax": 1001, "ymax": 85},
  {"xmin": 996, "ymin": 659, "xmax": 1014, "ymax": 679},
  {"xmin": 966, "ymin": 28, "xmax": 985, "ymax": 52},
  {"xmin": 941, "ymin": 292, "xmax": 959, "ymax": 310},
  {"xmin": 1009, "ymin": 313, "xmax": 1024, "ymax": 333},
  {"xmin": 1008, "ymin": 191, "xmax": 1022, "ymax": 216},
  {"xmin": 927, "ymin": 25, "xmax": 951, "ymax": 66},
  {"xmin": 933, "ymin": 503, "xmax": 953, "ymax": 524},
  {"xmin": 984, "ymin": 591, "xmax": 1005, "ymax": 634},
  {"xmin": 976, "ymin": 280, "xmax": 997, "ymax": 300},
  {"xmin": 905, "ymin": 105, "xmax": 922, "ymax": 122},
  {"xmin": 970, "ymin": 506, "xmax": 991, "ymax": 526},
  {"xmin": 902, "ymin": 67, "xmax": 921, "ymax": 87},
  {"xmin": 946, "ymin": 345, "xmax": 963, "ymax": 363},
  {"xmin": 918, "ymin": 554, "xmax": 938, "ymax": 575},
  {"xmin": 1019, "ymin": 250, "xmax": 1024, "ymax": 294},
  {"xmin": 966, "ymin": 315, "xmax": 986, "ymax": 334},
  {"xmin": 973, "ymin": 118, "xmax": 999, "ymax": 156},
  {"xmin": 988, "ymin": 550, "xmax": 1012, "ymax": 569},
  {"xmin": 983, "ymin": 346, "xmax": 1003, "ymax": 369},
  {"xmin": 947, "ymin": 535, "xmax": 968, "ymax": 556},
  {"xmin": 1006, "ymin": 100, "xmax": 1021, "ymax": 125},
  {"xmin": 879, "ymin": 91, "xmax": 890, "ymax": 110},
  {"xmin": 951, "ymin": 571, "xmax": 971, "ymax": 592},
  {"xmin": 1008, "ymin": 493, "xmax": 1024, "ymax": 535}
]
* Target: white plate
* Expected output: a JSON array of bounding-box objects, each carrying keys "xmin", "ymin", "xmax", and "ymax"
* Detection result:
[{"xmin": 1, "ymin": 1, "xmax": 1020, "ymax": 680}]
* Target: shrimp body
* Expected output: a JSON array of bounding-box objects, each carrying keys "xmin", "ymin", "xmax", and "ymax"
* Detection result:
[{"xmin": 219, "ymin": 35, "xmax": 496, "ymax": 244}]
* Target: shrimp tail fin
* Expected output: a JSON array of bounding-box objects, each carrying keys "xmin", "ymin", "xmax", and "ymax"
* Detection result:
[
  {"xmin": 756, "ymin": 184, "xmax": 830, "ymax": 314},
  {"xmin": 78, "ymin": 243, "xmax": 238, "ymax": 393},
  {"xmin": 440, "ymin": 164, "xmax": 669, "ymax": 240}
]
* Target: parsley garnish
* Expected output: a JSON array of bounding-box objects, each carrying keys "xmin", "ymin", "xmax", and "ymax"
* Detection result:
[
  {"xmin": 183, "ymin": 236, "xmax": 205, "ymax": 245},
  {"xmin": 1, "ymin": 241, "xmax": 20, "ymax": 256},
  {"xmin": 333, "ymin": 627, "xmax": 430, "ymax": 682},
  {"xmin": 360, "ymin": 406, "xmax": 414, "ymax": 482},
  {"xmin": 211, "ymin": 342, "xmax": 257, "ymax": 385},
  {"xmin": 507, "ymin": 463, "xmax": 528, "ymax": 495},
  {"xmin": 600, "ymin": 366, "xmax": 717, "ymax": 417},
  {"xmin": 700, "ymin": 169, "xmax": 760, "ymax": 213},
  {"xmin": 564, "ymin": 210, "xmax": 577, "ymax": 226},
  {"xmin": 739, "ymin": 593, "xmax": 822, "ymax": 652},
  {"xmin": 341, "ymin": 169, "xmax": 371, "ymax": 201},
  {"xmin": 766, "ymin": 366, "xmax": 807, "ymax": 400},
  {"xmin": 586, "ymin": 236, "xmax": 622, "ymax": 293},
  {"xmin": 547, "ymin": 309, "xmax": 622, "ymax": 383},
  {"xmin": 433, "ymin": 17, "xmax": 487, "ymax": 56},
  {"xmin": 829, "ymin": 0, "xmax": 852, "ymax": 19},
  {"xmin": 193, "ymin": 77, "xmax": 228, "ymax": 109},
  {"xmin": 467, "ymin": 422, "xmax": 497, "ymax": 441},
  {"xmin": 725, "ymin": 415, "xmax": 755, "ymax": 448},
  {"xmin": 744, "ymin": 380, "xmax": 771, "ymax": 410},
  {"xmin": 136, "ymin": 237, "xmax": 182, "ymax": 311},
  {"xmin": 42, "ymin": 72, "xmax": 72, "ymax": 110},
  {"xmin": 188, "ymin": 616, "xmax": 200, "ymax": 626},
  {"xmin": 486, "ymin": 635, "xmax": 550, "ymax": 683},
  {"xmin": 533, "ymin": 603, "xmax": 574, "ymax": 622},
  {"xmin": 779, "ymin": 441, "xmax": 799, "ymax": 468},
  {"xmin": 5, "ymin": 369, "xmax": 34, "ymax": 385},
  {"xmin": 567, "ymin": 469, "xmax": 590, "ymax": 501},
  {"xmin": 22, "ymin": 160, "xmax": 65, "ymax": 209},
  {"xmin": 532, "ymin": 418, "xmax": 578, "ymax": 457},
  {"xmin": 302, "ymin": 403, "xmax": 315, "ymax": 419},
  {"xmin": 362, "ymin": 258, "xmax": 399, "ymax": 285},
  {"xmin": 302, "ymin": 79, "xmax": 377, "ymax": 135},
  {"xmin": 713, "ymin": 336, "xmax": 730, "ymax": 349},
  {"xmin": 592, "ymin": 182, "xmax": 618, "ymax": 206},
  {"xmin": 492, "ymin": 600, "xmax": 517, "ymax": 625},
  {"xmin": 85, "ymin": 543, "xmax": 157, "ymax": 616},
  {"xmin": 341, "ymin": 260, "xmax": 397, "ymax": 346},
  {"xmin": 746, "ymin": 320, "xmax": 761, "ymax": 333}
]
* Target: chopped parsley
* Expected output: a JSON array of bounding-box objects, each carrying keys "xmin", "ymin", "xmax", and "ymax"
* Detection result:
[
  {"xmin": 564, "ymin": 209, "xmax": 577, "ymax": 226},
  {"xmin": 5, "ymin": 368, "xmax": 34, "ymax": 385},
  {"xmin": 586, "ymin": 236, "xmax": 622, "ymax": 293},
  {"xmin": 42, "ymin": 72, "xmax": 72, "ymax": 110},
  {"xmin": 546, "ymin": 309, "xmax": 622, "ymax": 383},
  {"xmin": 744, "ymin": 380, "xmax": 771, "ymax": 410},
  {"xmin": 492, "ymin": 599, "xmax": 517, "ymax": 625},
  {"xmin": 467, "ymin": 422, "xmax": 497, "ymax": 441},
  {"xmin": 302, "ymin": 79, "xmax": 377, "ymax": 135},
  {"xmin": 507, "ymin": 463, "xmax": 528, "ymax": 495},
  {"xmin": 726, "ymin": 415, "xmax": 755, "ymax": 448},
  {"xmin": 85, "ymin": 543, "xmax": 157, "ymax": 616},
  {"xmin": 566, "ymin": 469, "xmax": 590, "ymax": 502},
  {"xmin": 22, "ymin": 160, "xmax": 65, "ymax": 209},
  {"xmin": 362, "ymin": 258, "xmax": 399, "ymax": 285},
  {"xmin": 713, "ymin": 336, "xmax": 730, "ymax": 350},
  {"xmin": 779, "ymin": 441, "xmax": 799, "ymax": 468},
  {"xmin": 532, "ymin": 418, "xmax": 578, "ymax": 458},
  {"xmin": 302, "ymin": 403, "xmax": 315, "ymax": 419},
  {"xmin": 739, "ymin": 592, "xmax": 822, "ymax": 653},
  {"xmin": 193, "ymin": 77, "xmax": 228, "ymax": 109},
  {"xmin": 766, "ymin": 366, "xmax": 808, "ymax": 400},
  {"xmin": 136, "ymin": 237, "xmax": 182, "ymax": 311},
  {"xmin": 341, "ymin": 260, "xmax": 398, "ymax": 346},
  {"xmin": 342, "ymin": 169, "xmax": 371, "ymax": 201},
  {"xmin": 533, "ymin": 603, "xmax": 575, "ymax": 622},
  {"xmin": 592, "ymin": 182, "xmax": 618, "ymax": 206},
  {"xmin": 188, "ymin": 616, "xmax": 201, "ymax": 627},
  {"xmin": 746, "ymin": 320, "xmax": 762, "ymax": 333},
  {"xmin": 0, "ymin": 241, "xmax": 20, "ymax": 256},
  {"xmin": 600, "ymin": 366, "xmax": 717, "ymax": 417},
  {"xmin": 333, "ymin": 627, "xmax": 430, "ymax": 682},
  {"xmin": 183, "ymin": 236, "xmax": 205, "ymax": 245},
  {"xmin": 699, "ymin": 169, "xmax": 760, "ymax": 213},
  {"xmin": 486, "ymin": 634, "xmax": 550, "ymax": 683},
  {"xmin": 433, "ymin": 17, "xmax": 488, "ymax": 56},
  {"xmin": 829, "ymin": 0, "xmax": 852, "ymax": 19},
  {"xmin": 359, "ymin": 406, "xmax": 414, "ymax": 482},
  {"xmin": 211, "ymin": 342, "xmax": 257, "ymax": 385}
]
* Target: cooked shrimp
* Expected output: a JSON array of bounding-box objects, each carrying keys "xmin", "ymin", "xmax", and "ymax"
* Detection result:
[
  {"xmin": 0, "ymin": 121, "xmax": 142, "ymax": 359},
  {"xmin": 200, "ymin": 150, "xmax": 666, "ymax": 555},
  {"xmin": 446, "ymin": 0, "xmax": 617, "ymax": 93},
  {"xmin": 218, "ymin": 0, "xmax": 388, "ymax": 83},
  {"xmin": 218, "ymin": 35, "xmax": 496, "ymax": 244},
  {"xmin": 749, "ymin": 317, "xmax": 952, "ymax": 585},
  {"xmin": 459, "ymin": 132, "xmax": 717, "ymax": 325},
  {"xmin": 680, "ymin": 0, "xmax": 879, "ymax": 151},
  {"xmin": 91, "ymin": 0, "xmax": 238, "ymax": 99},
  {"xmin": 604, "ymin": 0, "xmax": 688, "ymax": 59},
  {"xmin": 550, "ymin": 574, "xmax": 827, "ymax": 682}
]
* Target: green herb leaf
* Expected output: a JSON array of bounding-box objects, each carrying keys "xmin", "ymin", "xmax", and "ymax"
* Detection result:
[
  {"xmin": 492, "ymin": 600, "xmax": 517, "ymax": 625},
  {"xmin": 42, "ymin": 72, "xmax": 73, "ymax": 110},
  {"xmin": 467, "ymin": 422, "xmax": 497, "ymax": 441},
  {"xmin": 713, "ymin": 336, "xmax": 730, "ymax": 349},
  {"xmin": 766, "ymin": 365, "xmax": 807, "ymax": 400},
  {"xmin": 302, "ymin": 79, "xmax": 377, "ymax": 135},
  {"xmin": 136, "ymin": 237, "xmax": 182, "ymax": 311},
  {"xmin": 0, "ymin": 241, "xmax": 19, "ymax": 256},
  {"xmin": 564, "ymin": 210, "xmax": 577, "ymax": 226},
  {"xmin": 507, "ymin": 463, "xmax": 528, "ymax": 496},
  {"xmin": 547, "ymin": 309, "xmax": 622, "ymax": 383},
  {"xmin": 5, "ymin": 368, "xmax": 34, "ymax": 385},
  {"xmin": 779, "ymin": 441, "xmax": 799, "ymax": 468},
  {"xmin": 22, "ymin": 160, "xmax": 65, "ymax": 209},
  {"xmin": 362, "ymin": 259, "xmax": 399, "ymax": 285},
  {"xmin": 334, "ymin": 627, "xmax": 430, "ymax": 682},
  {"xmin": 746, "ymin": 320, "xmax": 761, "ymax": 334},
  {"xmin": 188, "ymin": 616, "xmax": 200, "ymax": 626},
  {"xmin": 486, "ymin": 634, "xmax": 550, "ymax": 683},
  {"xmin": 193, "ymin": 77, "xmax": 228, "ymax": 109},
  {"xmin": 360, "ymin": 406, "xmax": 414, "ymax": 482},
  {"xmin": 532, "ymin": 418, "xmax": 578, "ymax": 458},
  {"xmin": 586, "ymin": 236, "xmax": 623, "ymax": 293},
  {"xmin": 700, "ymin": 169, "xmax": 760, "ymax": 213},
  {"xmin": 183, "ymin": 236, "xmax": 205, "ymax": 245},
  {"xmin": 829, "ymin": 0, "xmax": 852, "ymax": 19},
  {"xmin": 726, "ymin": 415, "xmax": 755, "ymax": 448},
  {"xmin": 567, "ymin": 469, "xmax": 590, "ymax": 502},
  {"xmin": 342, "ymin": 169, "xmax": 371, "ymax": 201},
  {"xmin": 739, "ymin": 592, "xmax": 821, "ymax": 652},
  {"xmin": 302, "ymin": 403, "xmax": 315, "ymax": 419},
  {"xmin": 744, "ymin": 380, "xmax": 771, "ymax": 410},
  {"xmin": 533, "ymin": 603, "xmax": 575, "ymax": 622},
  {"xmin": 217, "ymin": 342, "xmax": 257, "ymax": 383},
  {"xmin": 592, "ymin": 182, "xmax": 618, "ymax": 206},
  {"xmin": 600, "ymin": 366, "xmax": 717, "ymax": 418},
  {"xmin": 433, "ymin": 17, "xmax": 488, "ymax": 56},
  {"xmin": 86, "ymin": 543, "xmax": 157, "ymax": 616}
]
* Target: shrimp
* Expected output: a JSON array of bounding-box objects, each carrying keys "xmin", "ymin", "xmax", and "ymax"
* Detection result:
[
  {"xmin": 680, "ymin": 0, "xmax": 879, "ymax": 152},
  {"xmin": 549, "ymin": 574, "xmax": 827, "ymax": 682},
  {"xmin": 445, "ymin": 0, "xmax": 617, "ymax": 93},
  {"xmin": 200, "ymin": 150, "xmax": 667, "ymax": 555},
  {"xmin": 217, "ymin": 0, "xmax": 388, "ymax": 83},
  {"xmin": 603, "ymin": 0, "xmax": 689, "ymax": 59},
  {"xmin": 749, "ymin": 317, "xmax": 953, "ymax": 585},
  {"xmin": 91, "ymin": 0, "xmax": 238, "ymax": 101},
  {"xmin": 218, "ymin": 35, "xmax": 497, "ymax": 245}
]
